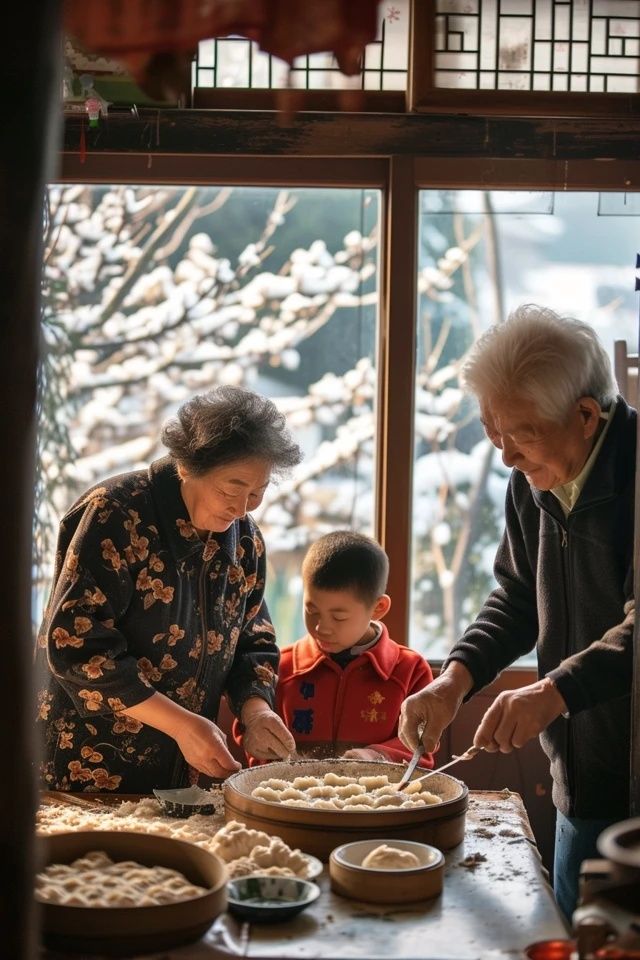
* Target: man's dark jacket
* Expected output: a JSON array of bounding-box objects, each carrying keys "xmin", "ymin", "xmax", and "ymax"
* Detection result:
[{"xmin": 445, "ymin": 397, "xmax": 635, "ymax": 819}]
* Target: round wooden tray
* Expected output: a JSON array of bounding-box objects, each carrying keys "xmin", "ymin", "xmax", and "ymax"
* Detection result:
[
  {"xmin": 223, "ymin": 759, "xmax": 468, "ymax": 861},
  {"xmin": 37, "ymin": 830, "xmax": 227, "ymax": 956}
]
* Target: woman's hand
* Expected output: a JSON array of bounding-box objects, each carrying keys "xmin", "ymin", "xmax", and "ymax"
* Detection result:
[
  {"xmin": 398, "ymin": 662, "xmax": 474, "ymax": 754},
  {"xmin": 240, "ymin": 697, "xmax": 296, "ymax": 760},
  {"xmin": 473, "ymin": 677, "xmax": 567, "ymax": 753},
  {"xmin": 242, "ymin": 711, "xmax": 296, "ymax": 760},
  {"xmin": 121, "ymin": 691, "xmax": 240, "ymax": 778},
  {"xmin": 174, "ymin": 713, "xmax": 242, "ymax": 778}
]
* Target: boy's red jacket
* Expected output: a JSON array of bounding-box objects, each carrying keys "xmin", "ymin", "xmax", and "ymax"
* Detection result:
[{"xmin": 236, "ymin": 624, "xmax": 434, "ymax": 767}]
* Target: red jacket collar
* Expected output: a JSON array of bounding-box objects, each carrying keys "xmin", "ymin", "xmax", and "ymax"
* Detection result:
[{"xmin": 289, "ymin": 622, "xmax": 400, "ymax": 680}]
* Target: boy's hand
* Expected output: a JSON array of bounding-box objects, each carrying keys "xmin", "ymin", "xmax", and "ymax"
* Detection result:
[{"xmin": 341, "ymin": 748, "xmax": 386, "ymax": 761}]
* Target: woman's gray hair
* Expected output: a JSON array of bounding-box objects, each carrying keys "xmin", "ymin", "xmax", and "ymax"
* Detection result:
[
  {"xmin": 161, "ymin": 386, "xmax": 303, "ymax": 476},
  {"xmin": 461, "ymin": 304, "xmax": 618, "ymax": 421}
]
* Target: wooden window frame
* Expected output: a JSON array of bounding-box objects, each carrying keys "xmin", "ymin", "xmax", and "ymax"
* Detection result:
[{"xmin": 58, "ymin": 112, "xmax": 640, "ymax": 666}]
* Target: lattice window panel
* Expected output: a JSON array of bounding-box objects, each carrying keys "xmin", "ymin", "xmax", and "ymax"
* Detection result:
[
  {"xmin": 411, "ymin": 0, "xmax": 640, "ymax": 115},
  {"xmin": 193, "ymin": 1, "xmax": 410, "ymax": 92},
  {"xmin": 434, "ymin": 0, "xmax": 639, "ymax": 92}
]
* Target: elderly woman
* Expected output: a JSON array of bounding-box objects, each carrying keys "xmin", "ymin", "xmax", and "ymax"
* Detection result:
[
  {"xmin": 36, "ymin": 386, "xmax": 301, "ymax": 793},
  {"xmin": 399, "ymin": 304, "xmax": 634, "ymax": 920}
]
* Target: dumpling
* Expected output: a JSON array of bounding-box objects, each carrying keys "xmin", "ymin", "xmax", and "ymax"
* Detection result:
[
  {"xmin": 358, "ymin": 775, "xmax": 389, "ymax": 790},
  {"xmin": 279, "ymin": 787, "xmax": 306, "ymax": 801},
  {"xmin": 371, "ymin": 784, "xmax": 399, "ymax": 798},
  {"xmin": 420, "ymin": 790, "xmax": 442, "ymax": 805},
  {"xmin": 334, "ymin": 783, "xmax": 366, "ymax": 799},
  {"xmin": 258, "ymin": 778, "xmax": 290, "ymax": 791},
  {"xmin": 311, "ymin": 798, "xmax": 339, "ymax": 811},
  {"xmin": 361, "ymin": 844, "xmax": 420, "ymax": 869},
  {"xmin": 292, "ymin": 776, "xmax": 321, "ymax": 790},
  {"xmin": 307, "ymin": 785, "xmax": 338, "ymax": 799},
  {"xmin": 323, "ymin": 773, "xmax": 354, "ymax": 786},
  {"xmin": 342, "ymin": 793, "xmax": 375, "ymax": 807},
  {"xmin": 212, "ymin": 820, "xmax": 270, "ymax": 861},
  {"xmin": 402, "ymin": 779, "xmax": 424, "ymax": 796},
  {"xmin": 372, "ymin": 793, "xmax": 404, "ymax": 808},
  {"xmin": 251, "ymin": 837, "xmax": 309, "ymax": 873},
  {"xmin": 251, "ymin": 786, "xmax": 282, "ymax": 802}
]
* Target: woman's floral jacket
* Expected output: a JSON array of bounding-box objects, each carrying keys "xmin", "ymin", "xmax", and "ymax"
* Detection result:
[{"xmin": 35, "ymin": 457, "xmax": 279, "ymax": 793}]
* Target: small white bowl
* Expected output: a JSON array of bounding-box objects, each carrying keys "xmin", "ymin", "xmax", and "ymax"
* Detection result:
[{"xmin": 329, "ymin": 839, "xmax": 444, "ymax": 904}]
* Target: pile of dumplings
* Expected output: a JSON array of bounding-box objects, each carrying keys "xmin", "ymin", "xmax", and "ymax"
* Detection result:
[
  {"xmin": 251, "ymin": 772, "xmax": 442, "ymax": 811},
  {"xmin": 212, "ymin": 820, "xmax": 314, "ymax": 879}
]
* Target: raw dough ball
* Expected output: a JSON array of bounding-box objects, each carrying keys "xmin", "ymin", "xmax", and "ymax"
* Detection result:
[{"xmin": 361, "ymin": 844, "xmax": 421, "ymax": 870}]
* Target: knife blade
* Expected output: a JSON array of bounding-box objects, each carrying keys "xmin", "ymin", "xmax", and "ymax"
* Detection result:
[
  {"xmin": 396, "ymin": 720, "xmax": 426, "ymax": 789},
  {"xmin": 406, "ymin": 745, "xmax": 482, "ymax": 788}
]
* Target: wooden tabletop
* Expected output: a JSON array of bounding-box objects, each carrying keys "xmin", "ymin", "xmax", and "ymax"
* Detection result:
[{"xmin": 41, "ymin": 790, "xmax": 569, "ymax": 960}]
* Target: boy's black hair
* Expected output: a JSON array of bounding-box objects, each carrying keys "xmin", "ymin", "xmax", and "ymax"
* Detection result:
[{"xmin": 302, "ymin": 531, "xmax": 389, "ymax": 606}]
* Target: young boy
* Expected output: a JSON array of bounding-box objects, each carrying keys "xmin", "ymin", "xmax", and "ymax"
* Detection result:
[{"xmin": 241, "ymin": 531, "xmax": 435, "ymax": 767}]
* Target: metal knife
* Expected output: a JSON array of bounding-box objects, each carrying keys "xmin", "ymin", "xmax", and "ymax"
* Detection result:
[{"xmin": 396, "ymin": 720, "xmax": 426, "ymax": 789}]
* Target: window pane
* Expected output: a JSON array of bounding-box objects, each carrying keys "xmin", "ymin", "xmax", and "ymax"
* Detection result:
[
  {"xmin": 413, "ymin": 189, "xmax": 638, "ymax": 663},
  {"xmin": 38, "ymin": 185, "xmax": 380, "ymax": 645}
]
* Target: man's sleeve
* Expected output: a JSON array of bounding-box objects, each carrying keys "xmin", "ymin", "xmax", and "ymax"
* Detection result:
[{"xmin": 547, "ymin": 593, "xmax": 634, "ymax": 715}]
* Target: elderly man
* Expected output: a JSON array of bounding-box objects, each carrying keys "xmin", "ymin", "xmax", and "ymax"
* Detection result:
[{"xmin": 400, "ymin": 304, "xmax": 635, "ymax": 921}]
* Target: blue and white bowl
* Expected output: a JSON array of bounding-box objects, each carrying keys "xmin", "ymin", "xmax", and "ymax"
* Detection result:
[{"xmin": 226, "ymin": 875, "xmax": 320, "ymax": 923}]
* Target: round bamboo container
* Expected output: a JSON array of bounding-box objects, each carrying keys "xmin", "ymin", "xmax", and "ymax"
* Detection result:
[
  {"xmin": 37, "ymin": 831, "xmax": 227, "ymax": 956},
  {"xmin": 223, "ymin": 759, "xmax": 468, "ymax": 861}
]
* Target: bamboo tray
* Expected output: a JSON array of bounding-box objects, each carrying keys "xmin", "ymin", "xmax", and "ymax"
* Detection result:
[{"xmin": 223, "ymin": 759, "xmax": 468, "ymax": 861}]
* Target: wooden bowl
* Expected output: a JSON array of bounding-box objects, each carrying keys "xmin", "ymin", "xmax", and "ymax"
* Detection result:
[
  {"xmin": 36, "ymin": 831, "xmax": 227, "ymax": 956},
  {"xmin": 223, "ymin": 759, "xmax": 467, "ymax": 861},
  {"xmin": 329, "ymin": 838, "xmax": 444, "ymax": 904}
]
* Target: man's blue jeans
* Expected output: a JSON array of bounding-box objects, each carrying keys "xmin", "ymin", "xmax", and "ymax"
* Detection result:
[{"xmin": 554, "ymin": 810, "xmax": 616, "ymax": 923}]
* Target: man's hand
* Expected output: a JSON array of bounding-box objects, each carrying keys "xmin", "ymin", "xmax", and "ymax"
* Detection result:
[
  {"xmin": 399, "ymin": 662, "xmax": 473, "ymax": 754},
  {"xmin": 473, "ymin": 677, "xmax": 567, "ymax": 752},
  {"xmin": 341, "ymin": 748, "xmax": 386, "ymax": 761},
  {"xmin": 240, "ymin": 698, "xmax": 296, "ymax": 760},
  {"xmin": 174, "ymin": 713, "xmax": 241, "ymax": 778}
]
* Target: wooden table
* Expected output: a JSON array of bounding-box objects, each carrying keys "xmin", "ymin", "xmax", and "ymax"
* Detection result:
[{"xmin": 42, "ymin": 790, "xmax": 569, "ymax": 960}]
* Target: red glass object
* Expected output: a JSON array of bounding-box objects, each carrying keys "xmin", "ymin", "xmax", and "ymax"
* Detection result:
[{"xmin": 525, "ymin": 941, "xmax": 577, "ymax": 960}]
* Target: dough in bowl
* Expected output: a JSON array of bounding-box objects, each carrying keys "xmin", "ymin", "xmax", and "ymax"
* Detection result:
[{"xmin": 361, "ymin": 844, "xmax": 421, "ymax": 870}]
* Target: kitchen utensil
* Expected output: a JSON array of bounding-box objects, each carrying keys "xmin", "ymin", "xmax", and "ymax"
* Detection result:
[
  {"xmin": 396, "ymin": 720, "xmax": 426, "ymax": 790},
  {"xmin": 406, "ymin": 746, "xmax": 482, "ymax": 789},
  {"xmin": 153, "ymin": 785, "xmax": 222, "ymax": 818}
]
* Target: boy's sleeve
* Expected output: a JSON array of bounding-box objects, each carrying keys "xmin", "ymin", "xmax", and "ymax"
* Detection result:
[{"xmin": 366, "ymin": 655, "xmax": 435, "ymax": 768}]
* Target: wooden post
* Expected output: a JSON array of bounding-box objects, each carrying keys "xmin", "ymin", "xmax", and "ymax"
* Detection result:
[{"xmin": 0, "ymin": 2, "xmax": 61, "ymax": 957}]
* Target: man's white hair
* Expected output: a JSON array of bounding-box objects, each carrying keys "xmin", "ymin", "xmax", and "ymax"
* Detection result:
[{"xmin": 461, "ymin": 303, "xmax": 618, "ymax": 422}]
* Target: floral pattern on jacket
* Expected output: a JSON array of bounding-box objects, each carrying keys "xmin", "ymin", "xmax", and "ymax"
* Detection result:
[{"xmin": 35, "ymin": 457, "xmax": 279, "ymax": 793}]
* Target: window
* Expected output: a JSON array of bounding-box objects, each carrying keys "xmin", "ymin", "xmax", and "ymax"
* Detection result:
[
  {"xmin": 38, "ymin": 184, "xmax": 381, "ymax": 643},
  {"xmin": 411, "ymin": 188, "xmax": 638, "ymax": 661}
]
